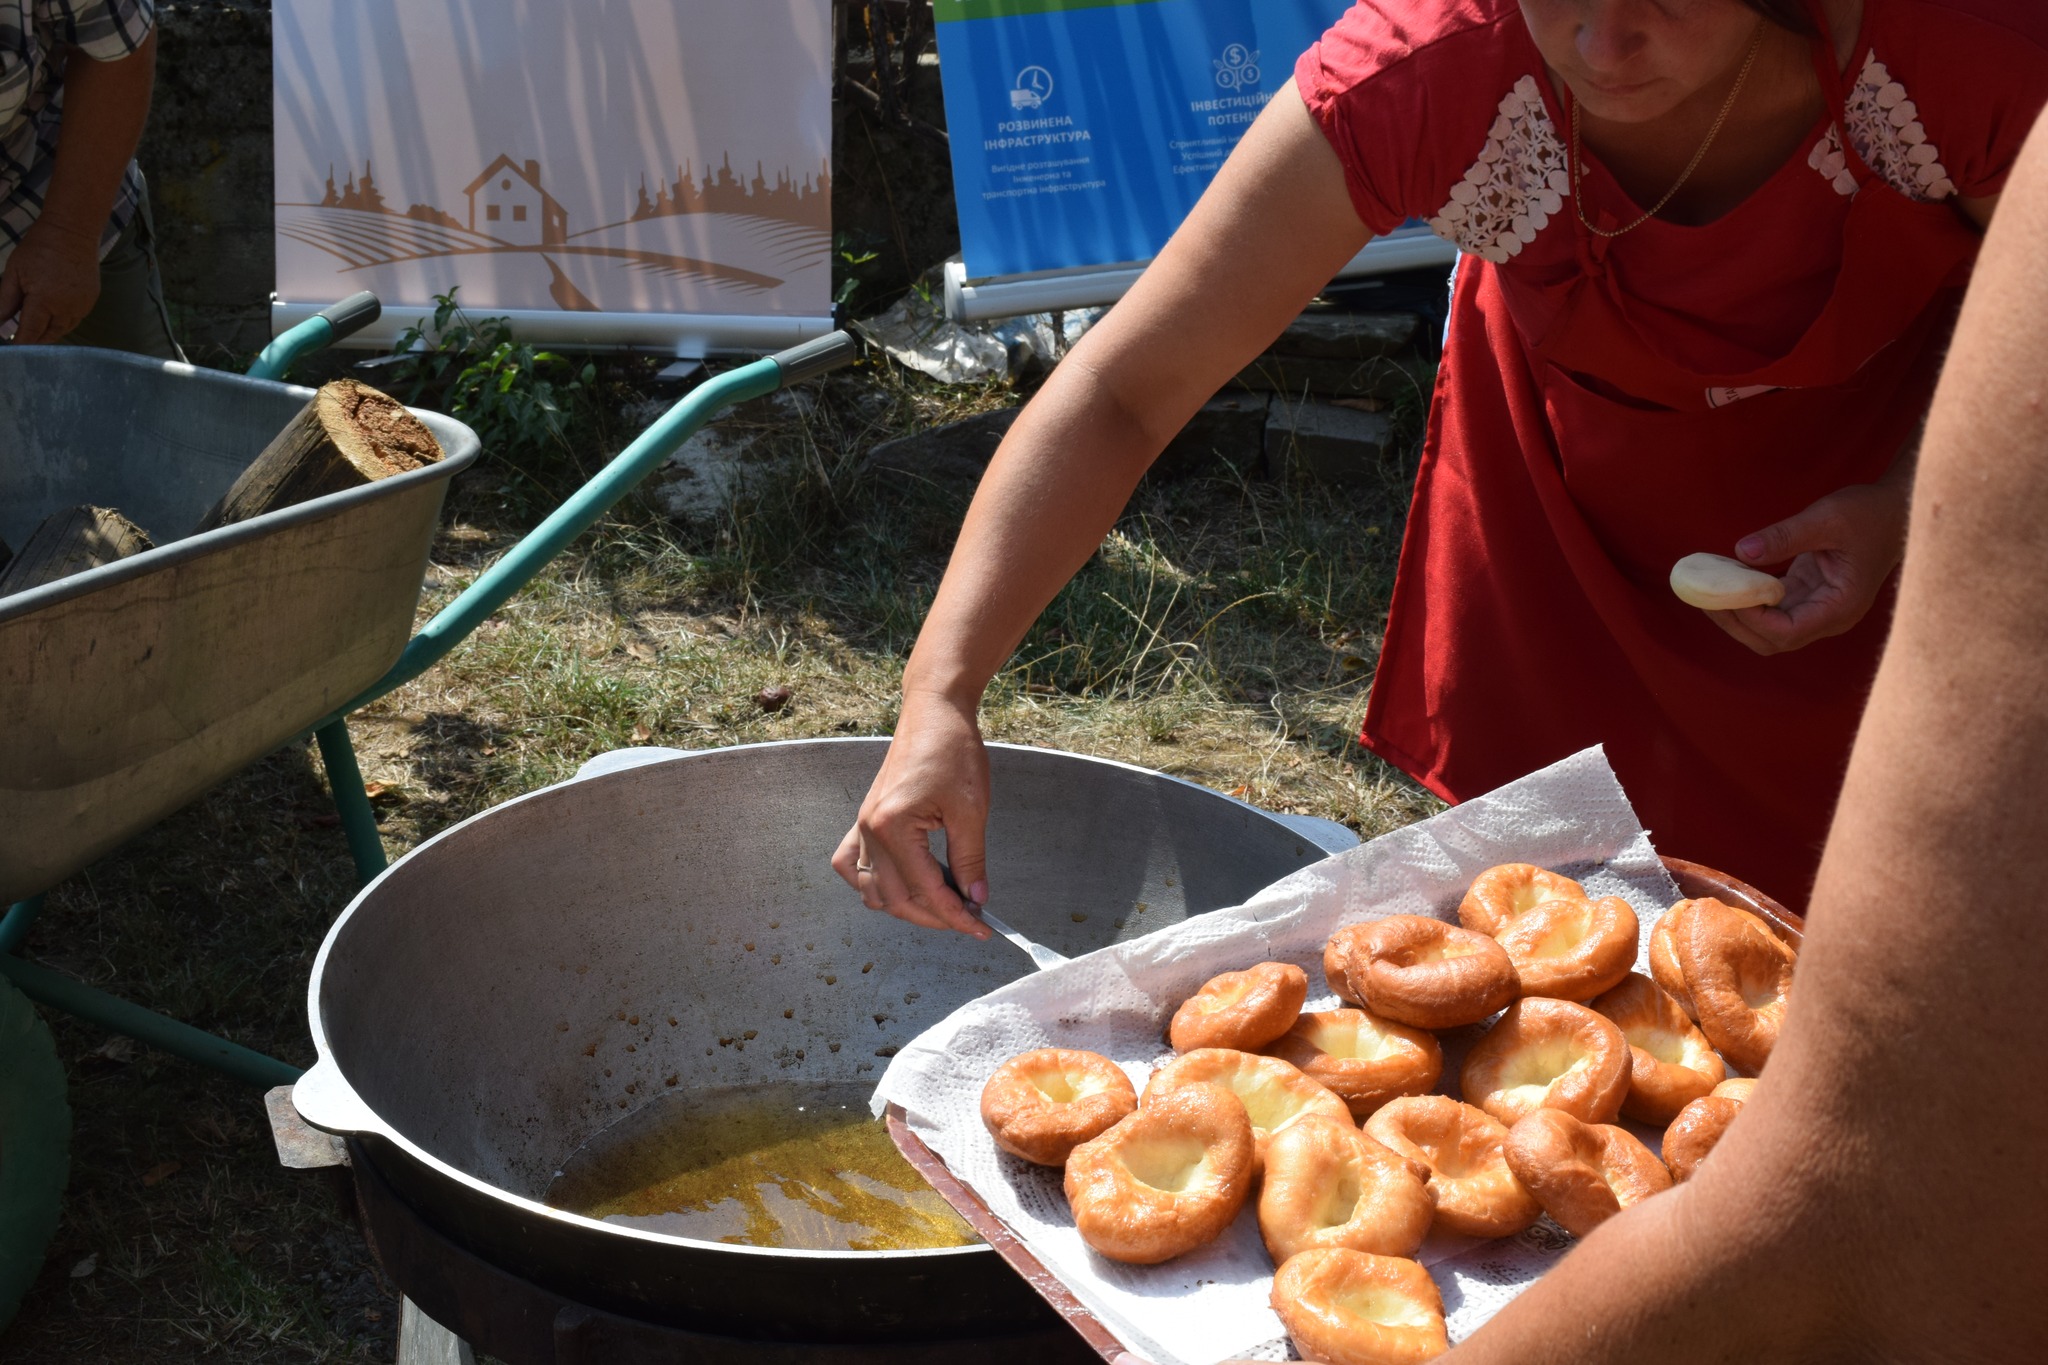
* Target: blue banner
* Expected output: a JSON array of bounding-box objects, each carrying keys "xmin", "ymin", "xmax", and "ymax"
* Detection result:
[{"xmin": 934, "ymin": 0, "xmax": 1351, "ymax": 280}]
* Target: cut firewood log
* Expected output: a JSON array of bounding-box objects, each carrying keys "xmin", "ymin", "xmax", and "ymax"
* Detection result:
[
  {"xmin": 195, "ymin": 379, "xmax": 443, "ymax": 532},
  {"xmin": 0, "ymin": 505, "xmax": 156, "ymax": 597}
]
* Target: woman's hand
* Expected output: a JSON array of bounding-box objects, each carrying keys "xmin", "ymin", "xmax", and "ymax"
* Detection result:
[
  {"xmin": 1705, "ymin": 479, "xmax": 1911, "ymax": 655},
  {"xmin": 0, "ymin": 218, "xmax": 104, "ymax": 343},
  {"xmin": 833, "ymin": 689, "xmax": 994, "ymax": 939}
]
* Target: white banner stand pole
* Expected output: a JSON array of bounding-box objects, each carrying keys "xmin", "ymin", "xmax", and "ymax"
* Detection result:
[{"xmin": 942, "ymin": 227, "xmax": 1456, "ymax": 324}]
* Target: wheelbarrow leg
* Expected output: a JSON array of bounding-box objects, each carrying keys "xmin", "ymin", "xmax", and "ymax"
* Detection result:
[
  {"xmin": 0, "ymin": 952, "xmax": 301, "ymax": 1088},
  {"xmin": 316, "ymin": 719, "xmax": 389, "ymax": 886},
  {"xmin": 0, "ymin": 895, "xmax": 46, "ymax": 954}
]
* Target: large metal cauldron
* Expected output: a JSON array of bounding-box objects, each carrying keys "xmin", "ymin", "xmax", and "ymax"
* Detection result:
[{"xmin": 296, "ymin": 739, "xmax": 1343, "ymax": 1343}]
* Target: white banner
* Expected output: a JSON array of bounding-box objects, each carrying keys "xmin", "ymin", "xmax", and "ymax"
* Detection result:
[{"xmin": 272, "ymin": 0, "xmax": 834, "ymax": 352}]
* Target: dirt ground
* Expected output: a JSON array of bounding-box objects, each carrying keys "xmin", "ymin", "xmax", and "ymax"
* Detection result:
[{"xmin": 3, "ymin": 354, "xmax": 1438, "ymax": 1362}]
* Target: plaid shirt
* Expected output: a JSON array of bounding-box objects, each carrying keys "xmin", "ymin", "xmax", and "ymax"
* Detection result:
[{"xmin": 0, "ymin": 0, "xmax": 154, "ymax": 264}]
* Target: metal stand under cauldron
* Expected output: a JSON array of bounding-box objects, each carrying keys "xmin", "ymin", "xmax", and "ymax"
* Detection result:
[{"xmin": 347, "ymin": 1140, "xmax": 1099, "ymax": 1365}]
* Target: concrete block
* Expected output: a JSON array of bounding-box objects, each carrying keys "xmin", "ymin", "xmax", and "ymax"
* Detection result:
[
  {"xmin": 1232, "ymin": 352, "xmax": 1436, "ymax": 403},
  {"xmin": 1269, "ymin": 310, "xmax": 1418, "ymax": 361},
  {"xmin": 865, "ymin": 408, "xmax": 1018, "ymax": 486},
  {"xmin": 1152, "ymin": 392, "xmax": 1268, "ymax": 480},
  {"xmin": 1264, "ymin": 399, "xmax": 1396, "ymax": 483}
]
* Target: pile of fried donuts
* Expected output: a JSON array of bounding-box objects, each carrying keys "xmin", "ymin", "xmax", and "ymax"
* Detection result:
[{"xmin": 976, "ymin": 867, "xmax": 1796, "ymax": 1365}]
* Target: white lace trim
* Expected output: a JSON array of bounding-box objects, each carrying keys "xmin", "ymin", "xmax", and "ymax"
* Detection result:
[
  {"xmin": 1427, "ymin": 75, "xmax": 1571, "ymax": 264},
  {"xmin": 1808, "ymin": 51, "xmax": 1956, "ymax": 201}
]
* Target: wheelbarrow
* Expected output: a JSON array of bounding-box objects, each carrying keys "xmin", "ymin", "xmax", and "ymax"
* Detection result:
[{"xmin": 0, "ymin": 303, "xmax": 861, "ymax": 1091}]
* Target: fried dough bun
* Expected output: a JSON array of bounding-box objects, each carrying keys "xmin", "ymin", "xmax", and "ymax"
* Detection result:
[
  {"xmin": 1169, "ymin": 962, "xmax": 1309, "ymax": 1053},
  {"xmin": 1326, "ymin": 924, "xmax": 1373, "ymax": 1006},
  {"xmin": 1346, "ymin": 915, "xmax": 1520, "ymax": 1030},
  {"xmin": 1457, "ymin": 864, "xmax": 1588, "ymax": 937},
  {"xmin": 1063, "ymin": 1082, "xmax": 1255, "ymax": 1264},
  {"xmin": 1257, "ymin": 1116, "xmax": 1436, "ymax": 1264},
  {"xmin": 1588, "ymin": 973, "xmax": 1726, "ymax": 1123},
  {"xmin": 1145, "ymin": 1048, "xmax": 1352, "ymax": 1172},
  {"xmin": 981, "ymin": 1048, "xmax": 1139, "ymax": 1166},
  {"xmin": 1659, "ymin": 897, "xmax": 1797, "ymax": 1074},
  {"xmin": 1712, "ymin": 1076, "xmax": 1756, "ymax": 1103},
  {"xmin": 1264, "ymin": 1009, "xmax": 1443, "ymax": 1121},
  {"xmin": 1646, "ymin": 908, "xmax": 1697, "ymax": 1018},
  {"xmin": 1460, "ymin": 998, "xmax": 1630, "ymax": 1126},
  {"xmin": 1502, "ymin": 1109, "xmax": 1672, "ymax": 1238},
  {"xmin": 1494, "ymin": 894, "xmax": 1640, "ymax": 1002},
  {"xmin": 1365, "ymin": 1095, "xmax": 1542, "ymax": 1238},
  {"xmin": 1662, "ymin": 1095, "xmax": 1744, "ymax": 1183},
  {"xmin": 1270, "ymin": 1249, "xmax": 1449, "ymax": 1365},
  {"xmin": 1649, "ymin": 898, "xmax": 1783, "ymax": 1019}
]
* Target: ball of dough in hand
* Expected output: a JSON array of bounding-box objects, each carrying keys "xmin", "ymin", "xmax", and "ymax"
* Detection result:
[{"xmin": 1669, "ymin": 552, "xmax": 1786, "ymax": 611}]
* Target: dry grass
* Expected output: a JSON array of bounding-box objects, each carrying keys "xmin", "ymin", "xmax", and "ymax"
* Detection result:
[{"xmin": 4, "ymin": 352, "xmax": 1438, "ymax": 1361}]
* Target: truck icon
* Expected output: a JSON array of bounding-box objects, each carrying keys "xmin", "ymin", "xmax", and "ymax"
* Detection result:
[{"xmin": 1011, "ymin": 65, "xmax": 1054, "ymax": 110}]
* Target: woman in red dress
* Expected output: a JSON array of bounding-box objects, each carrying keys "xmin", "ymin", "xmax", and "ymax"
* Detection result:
[{"xmin": 838, "ymin": 0, "xmax": 2048, "ymax": 923}]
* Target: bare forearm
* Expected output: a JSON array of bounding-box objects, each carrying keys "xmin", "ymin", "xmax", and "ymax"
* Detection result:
[
  {"xmin": 1777, "ymin": 93, "xmax": 2048, "ymax": 1338},
  {"xmin": 902, "ymin": 83, "xmax": 1366, "ymax": 709},
  {"xmin": 843, "ymin": 83, "xmax": 1367, "ymax": 930},
  {"xmin": 1452, "ymin": 111, "xmax": 2048, "ymax": 1365},
  {"xmin": 42, "ymin": 32, "xmax": 156, "ymax": 240},
  {"xmin": 902, "ymin": 354, "xmax": 1173, "ymax": 704}
]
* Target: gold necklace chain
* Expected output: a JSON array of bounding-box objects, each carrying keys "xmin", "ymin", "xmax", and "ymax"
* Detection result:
[{"xmin": 1571, "ymin": 20, "xmax": 1768, "ymax": 238}]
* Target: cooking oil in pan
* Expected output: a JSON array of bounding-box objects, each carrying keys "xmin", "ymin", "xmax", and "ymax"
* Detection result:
[{"xmin": 544, "ymin": 1083, "xmax": 978, "ymax": 1252}]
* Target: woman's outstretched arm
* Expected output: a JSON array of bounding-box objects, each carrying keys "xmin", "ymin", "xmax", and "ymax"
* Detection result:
[
  {"xmin": 834, "ymin": 83, "xmax": 1368, "ymax": 935},
  {"xmin": 1443, "ymin": 107, "xmax": 2048, "ymax": 1365}
]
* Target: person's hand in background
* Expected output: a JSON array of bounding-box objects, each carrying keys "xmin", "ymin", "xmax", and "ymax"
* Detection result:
[
  {"xmin": 0, "ymin": 217, "xmax": 104, "ymax": 343},
  {"xmin": 0, "ymin": 30, "xmax": 158, "ymax": 343},
  {"xmin": 1706, "ymin": 475, "xmax": 1910, "ymax": 654}
]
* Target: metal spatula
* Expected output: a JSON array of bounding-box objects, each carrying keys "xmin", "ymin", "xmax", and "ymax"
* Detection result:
[
  {"xmin": 942, "ymin": 863, "xmax": 1067, "ymax": 972},
  {"xmin": 974, "ymin": 907, "xmax": 1068, "ymax": 972}
]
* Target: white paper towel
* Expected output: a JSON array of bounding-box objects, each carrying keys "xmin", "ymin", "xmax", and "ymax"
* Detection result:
[{"xmin": 873, "ymin": 747, "xmax": 1685, "ymax": 1365}]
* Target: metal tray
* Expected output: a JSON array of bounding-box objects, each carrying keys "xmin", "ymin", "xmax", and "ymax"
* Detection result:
[{"xmin": 886, "ymin": 856, "xmax": 1805, "ymax": 1362}]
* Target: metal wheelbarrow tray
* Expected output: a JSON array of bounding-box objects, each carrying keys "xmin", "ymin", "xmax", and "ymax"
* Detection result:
[
  {"xmin": 0, "ymin": 348, "xmax": 479, "ymax": 905},
  {"xmin": 0, "ymin": 327, "xmax": 857, "ymax": 1087}
]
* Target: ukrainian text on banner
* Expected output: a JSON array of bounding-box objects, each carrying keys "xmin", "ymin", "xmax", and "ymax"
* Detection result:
[
  {"xmin": 935, "ymin": 0, "xmax": 1351, "ymax": 281},
  {"xmin": 272, "ymin": 0, "xmax": 832, "ymax": 350}
]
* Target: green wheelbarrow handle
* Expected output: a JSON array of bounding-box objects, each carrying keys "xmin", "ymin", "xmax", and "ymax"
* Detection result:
[
  {"xmin": 306, "ymin": 330, "xmax": 862, "ymax": 888},
  {"xmin": 319, "ymin": 329, "xmax": 861, "ymax": 726},
  {"xmin": 245, "ymin": 291, "xmax": 384, "ymax": 383}
]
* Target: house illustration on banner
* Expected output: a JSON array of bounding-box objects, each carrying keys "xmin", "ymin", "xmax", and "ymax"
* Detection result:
[
  {"xmin": 278, "ymin": 147, "xmax": 829, "ymax": 313},
  {"xmin": 463, "ymin": 155, "xmax": 568, "ymax": 247}
]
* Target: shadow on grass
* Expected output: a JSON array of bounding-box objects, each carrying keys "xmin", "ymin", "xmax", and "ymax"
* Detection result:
[{"xmin": 4, "ymin": 746, "xmax": 400, "ymax": 1364}]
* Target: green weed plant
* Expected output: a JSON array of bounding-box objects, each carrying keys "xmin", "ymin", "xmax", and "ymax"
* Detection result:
[{"xmin": 387, "ymin": 289, "xmax": 600, "ymax": 513}]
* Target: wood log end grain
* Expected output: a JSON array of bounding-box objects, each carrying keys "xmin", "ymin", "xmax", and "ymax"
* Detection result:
[
  {"xmin": 196, "ymin": 379, "xmax": 445, "ymax": 531},
  {"xmin": 319, "ymin": 379, "xmax": 442, "ymax": 480}
]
